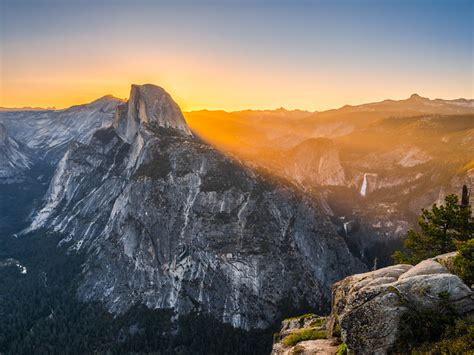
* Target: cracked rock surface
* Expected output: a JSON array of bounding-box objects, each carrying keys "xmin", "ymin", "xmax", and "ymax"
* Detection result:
[{"xmin": 328, "ymin": 252, "xmax": 474, "ymax": 354}]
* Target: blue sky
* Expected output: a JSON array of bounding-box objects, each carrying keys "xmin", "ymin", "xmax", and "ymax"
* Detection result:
[{"xmin": 0, "ymin": 0, "xmax": 472, "ymax": 110}]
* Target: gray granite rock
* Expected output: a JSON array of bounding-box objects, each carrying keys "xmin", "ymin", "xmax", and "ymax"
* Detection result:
[
  {"xmin": 27, "ymin": 84, "xmax": 366, "ymax": 330},
  {"xmin": 329, "ymin": 253, "xmax": 474, "ymax": 354}
]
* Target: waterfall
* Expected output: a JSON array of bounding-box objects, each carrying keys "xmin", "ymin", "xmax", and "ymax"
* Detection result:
[
  {"xmin": 360, "ymin": 173, "xmax": 368, "ymax": 197},
  {"xmin": 343, "ymin": 221, "xmax": 351, "ymax": 236}
]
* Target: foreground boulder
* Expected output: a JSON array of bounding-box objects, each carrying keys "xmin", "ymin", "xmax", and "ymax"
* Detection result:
[{"xmin": 328, "ymin": 252, "xmax": 474, "ymax": 354}]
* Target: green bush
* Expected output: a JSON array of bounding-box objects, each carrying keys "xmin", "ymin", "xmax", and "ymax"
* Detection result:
[
  {"xmin": 454, "ymin": 239, "xmax": 474, "ymax": 286},
  {"xmin": 337, "ymin": 342, "xmax": 348, "ymax": 355},
  {"xmin": 394, "ymin": 292, "xmax": 459, "ymax": 351},
  {"xmin": 412, "ymin": 318, "xmax": 474, "ymax": 353},
  {"xmin": 282, "ymin": 328, "xmax": 326, "ymax": 347},
  {"xmin": 333, "ymin": 321, "xmax": 342, "ymax": 338},
  {"xmin": 309, "ymin": 317, "xmax": 326, "ymax": 327}
]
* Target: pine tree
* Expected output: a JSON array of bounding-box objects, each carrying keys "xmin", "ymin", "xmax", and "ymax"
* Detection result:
[
  {"xmin": 393, "ymin": 189, "xmax": 474, "ymax": 265},
  {"xmin": 454, "ymin": 239, "xmax": 474, "ymax": 286}
]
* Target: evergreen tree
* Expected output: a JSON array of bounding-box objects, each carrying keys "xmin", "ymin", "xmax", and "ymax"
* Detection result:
[
  {"xmin": 393, "ymin": 191, "xmax": 474, "ymax": 265},
  {"xmin": 454, "ymin": 239, "xmax": 474, "ymax": 287}
]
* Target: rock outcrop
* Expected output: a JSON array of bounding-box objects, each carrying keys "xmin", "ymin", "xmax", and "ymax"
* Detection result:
[
  {"xmin": 328, "ymin": 252, "xmax": 474, "ymax": 354},
  {"xmin": 26, "ymin": 84, "xmax": 365, "ymax": 330},
  {"xmin": 0, "ymin": 123, "xmax": 6, "ymax": 142},
  {"xmin": 271, "ymin": 314, "xmax": 340, "ymax": 354},
  {"xmin": 284, "ymin": 138, "xmax": 346, "ymax": 187},
  {"xmin": 114, "ymin": 84, "xmax": 191, "ymax": 142},
  {"xmin": 0, "ymin": 123, "xmax": 31, "ymax": 182},
  {"xmin": 0, "ymin": 96, "xmax": 124, "ymax": 235},
  {"xmin": 0, "ymin": 95, "xmax": 122, "ymax": 163}
]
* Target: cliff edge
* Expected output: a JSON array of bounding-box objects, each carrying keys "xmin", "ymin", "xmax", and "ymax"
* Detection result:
[{"xmin": 273, "ymin": 252, "xmax": 474, "ymax": 354}]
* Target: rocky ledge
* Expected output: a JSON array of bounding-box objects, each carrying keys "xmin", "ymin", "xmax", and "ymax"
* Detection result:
[
  {"xmin": 274, "ymin": 252, "xmax": 473, "ymax": 354},
  {"xmin": 271, "ymin": 314, "xmax": 340, "ymax": 355},
  {"xmin": 327, "ymin": 252, "xmax": 473, "ymax": 354}
]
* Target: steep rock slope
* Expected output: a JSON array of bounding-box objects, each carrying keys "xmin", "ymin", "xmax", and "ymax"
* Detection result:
[
  {"xmin": 0, "ymin": 95, "xmax": 122, "ymax": 162},
  {"xmin": 0, "ymin": 123, "xmax": 31, "ymax": 183},
  {"xmin": 282, "ymin": 138, "xmax": 346, "ymax": 187},
  {"xmin": 27, "ymin": 84, "xmax": 365, "ymax": 330},
  {"xmin": 0, "ymin": 96, "xmax": 123, "ymax": 237}
]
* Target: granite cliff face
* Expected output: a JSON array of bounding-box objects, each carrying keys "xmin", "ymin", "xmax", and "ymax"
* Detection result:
[
  {"xmin": 27, "ymin": 84, "xmax": 365, "ymax": 330},
  {"xmin": 0, "ymin": 96, "xmax": 123, "ymax": 236},
  {"xmin": 114, "ymin": 84, "xmax": 192, "ymax": 143},
  {"xmin": 283, "ymin": 138, "xmax": 346, "ymax": 187},
  {"xmin": 0, "ymin": 95, "xmax": 122, "ymax": 164},
  {"xmin": 0, "ymin": 123, "xmax": 31, "ymax": 182}
]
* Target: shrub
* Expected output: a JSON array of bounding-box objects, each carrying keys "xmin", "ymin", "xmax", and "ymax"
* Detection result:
[
  {"xmin": 394, "ymin": 292, "xmax": 458, "ymax": 351},
  {"xmin": 454, "ymin": 239, "xmax": 474, "ymax": 287},
  {"xmin": 332, "ymin": 321, "xmax": 342, "ymax": 338},
  {"xmin": 337, "ymin": 342, "xmax": 348, "ymax": 355},
  {"xmin": 282, "ymin": 328, "xmax": 326, "ymax": 347},
  {"xmin": 309, "ymin": 317, "xmax": 326, "ymax": 327},
  {"xmin": 412, "ymin": 318, "xmax": 474, "ymax": 353}
]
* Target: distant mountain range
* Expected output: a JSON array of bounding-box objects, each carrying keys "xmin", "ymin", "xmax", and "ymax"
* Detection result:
[
  {"xmin": 186, "ymin": 94, "xmax": 474, "ymax": 266},
  {"xmin": 0, "ymin": 106, "xmax": 56, "ymax": 111}
]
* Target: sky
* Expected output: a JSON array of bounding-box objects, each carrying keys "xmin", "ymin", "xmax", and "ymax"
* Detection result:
[{"xmin": 0, "ymin": 0, "xmax": 472, "ymax": 111}]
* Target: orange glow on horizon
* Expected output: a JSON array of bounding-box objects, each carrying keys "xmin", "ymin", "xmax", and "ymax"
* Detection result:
[
  {"xmin": 1, "ymin": 44, "xmax": 471, "ymax": 112},
  {"xmin": 2, "ymin": 77, "xmax": 471, "ymax": 113}
]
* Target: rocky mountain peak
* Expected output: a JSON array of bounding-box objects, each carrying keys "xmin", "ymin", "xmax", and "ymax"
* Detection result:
[
  {"xmin": 88, "ymin": 94, "xmax": 123, "ymax": 107},
  {"xmin": 408, "ymin": 93, "xmax": 427, "ymax": 102},
  {"xmin": 114, "ymin": 84, "xmax": 192, "ymax": 142},
  {"xmin": 66, "ymin": 95, "xmax": 123, "ymax": 114}
]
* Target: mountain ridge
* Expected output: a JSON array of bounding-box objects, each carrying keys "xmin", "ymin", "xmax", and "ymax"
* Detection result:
[
  {"xmin": 23, "ymin": 84, "xmax": 365, "ymax": 330},
  {"xmin": 3, "ymin": 92, "xmax": 472, "ymax": 116}
]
